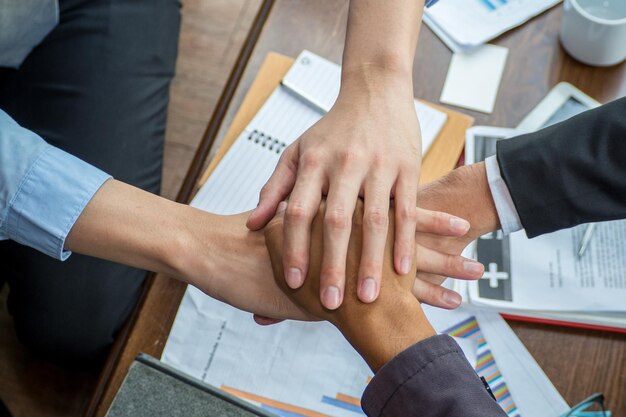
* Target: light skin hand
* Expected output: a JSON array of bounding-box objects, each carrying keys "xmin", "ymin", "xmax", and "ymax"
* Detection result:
[
  {"xmin": 65, "ymin": 179, "xmax": 313, "ymax": 321},
  {"xmin": 258, "ymin": 199, "xmax": 483, "ymax": 324},
  {"xmin": 65, "ymin": 161, "xmax": 495, "ymax": 324},
  {"xmin": 411, "ymin": 162, "xmax": 500, "ymax": 301},
  {"xmin": 247, "ymin": 0, "xmax": 426, "ymax": 310}
]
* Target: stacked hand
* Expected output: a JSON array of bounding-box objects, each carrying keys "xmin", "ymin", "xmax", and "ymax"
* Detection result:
[
  {"xmin": 247, "ymin": 89, "xmax": 423, "ymax": 309},
  {"xmin": 265, "ymin": 199, "xmax": 436, "ymax": 371}
]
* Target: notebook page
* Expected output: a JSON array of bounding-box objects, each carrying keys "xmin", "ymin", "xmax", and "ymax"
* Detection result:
[
  {"xmin": 192, "ymin": 80, "xmax": 322, "ymax": 213},
  {"xmin": 282, "ymin": 50, "xmax": 448, "ymax": 154}
]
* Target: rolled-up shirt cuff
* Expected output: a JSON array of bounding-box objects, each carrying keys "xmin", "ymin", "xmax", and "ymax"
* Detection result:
[
  {"xmin": 6, "ymin": 144, "xmax": 111, "ymax": 260},
  {"xmin": 485, "ymin": 155, "xmax": 522, "ymax": 235},
  {"xmin": 362, "ymin": 334, "xmax": 503, "ymax": 417}
]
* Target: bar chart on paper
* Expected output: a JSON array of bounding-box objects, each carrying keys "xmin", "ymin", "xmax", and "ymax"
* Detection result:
[
  {"xmin": 162, "ymin": 285, "xmax": 525, "ymax": 417},
  {"xmin": 444, "ymin": 316, "xmax": 520, "ymax": 417}
]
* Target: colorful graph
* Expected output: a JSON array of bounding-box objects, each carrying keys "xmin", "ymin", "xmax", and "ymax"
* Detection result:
[
  {"xmin": 222, "ymin": 386, "xmax": 366, "ymax": 416},
  {"xmin": 224, "ymin": 316, "xmax": 520, "ymax": 417},
  {"xmin": 443, "ymin": 316, "xmax": 520, "ymax": 417}
]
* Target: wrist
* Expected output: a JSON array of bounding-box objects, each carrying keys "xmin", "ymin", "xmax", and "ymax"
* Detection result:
[
  {"xmin": 418, "ymin": 162, "xmax": 499, "ymax": 240},
  {"xmin": 335, "ymin": 293, "xmax": 435, "ymax": 372},
  {"xmin": 339, "ymin": 58, "xmax": 414, "ymax": 103}
]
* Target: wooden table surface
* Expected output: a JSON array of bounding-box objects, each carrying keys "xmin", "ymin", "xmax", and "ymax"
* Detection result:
[{"xmin": 86, "ymin": 1, "xmax": 626, "ymax": 416}]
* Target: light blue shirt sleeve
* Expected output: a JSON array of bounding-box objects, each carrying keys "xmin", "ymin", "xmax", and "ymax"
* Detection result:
[{"xmin": 0, "ymin": 109, "xmax": 111, "ymax": 260}]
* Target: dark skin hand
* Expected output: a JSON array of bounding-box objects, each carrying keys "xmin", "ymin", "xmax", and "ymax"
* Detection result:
[
  {"xmin": 263, "ymin": 162, "xmax": 500, "ymax": 371},
  {"xmin": 265, "ymin": 200, "xmax": 436, "ymax": 372}
]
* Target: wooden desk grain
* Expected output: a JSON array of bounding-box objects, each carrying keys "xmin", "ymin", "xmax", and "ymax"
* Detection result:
[{"xmin": 88, "ymin": 1, "xmax": 626, "ymax": 416}]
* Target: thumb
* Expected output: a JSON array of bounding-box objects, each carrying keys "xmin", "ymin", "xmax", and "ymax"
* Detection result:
[{"xmin": 247, "ymin": 145, "xmax": 298, "ymax": 230}]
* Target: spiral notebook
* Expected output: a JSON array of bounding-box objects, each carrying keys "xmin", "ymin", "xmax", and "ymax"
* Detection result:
[{"xmin": 192, "ymin": 50, "xmax": 447, "ymax": 213}]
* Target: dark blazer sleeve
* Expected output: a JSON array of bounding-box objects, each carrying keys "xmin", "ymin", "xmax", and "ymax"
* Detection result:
[
  {"xmin": 496, "ymin": 97, "xmax": 626, "ymax": 238},
  {"xmin": 361, "ymin": 335, "xmax": 506, "ymax": 417}
]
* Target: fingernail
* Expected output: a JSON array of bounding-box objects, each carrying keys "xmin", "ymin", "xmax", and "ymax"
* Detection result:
[
  {"xmin": 277, "ymin": 201, "xmax": 287, "ymax": 213},
  {"xmin": 286, "ymin": 268, "xmax": 303, "ymax": 288},
  {"xmin": 463, "ymin": 261, "xmax": 484, "ymax": 276},
  {"xmin": 360, "ymin": 278, "xmax": 378, "ymax": 303},
  {"xmin": 322, "ymin": 286, "xmax": 341, "ymax": 310},
  {"xmin": 449, "ymin": 217, "xmax": 470, "ymax": 233},
  {"xmin": 400, "ymin": 256, "xmax": 411, "ymax": 275},
  {"xmin": 442, "ymin": 291, "xmax": 462, "ymax": 307}
]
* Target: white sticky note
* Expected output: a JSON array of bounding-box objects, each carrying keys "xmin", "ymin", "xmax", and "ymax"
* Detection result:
[{"xmin": 440, "ymin": 44, "xmax": 509, "ymax": 114}]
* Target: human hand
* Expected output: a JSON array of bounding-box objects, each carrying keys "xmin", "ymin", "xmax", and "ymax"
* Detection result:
[
  {"xmin": 265, "ymin": 199, "xmax": 436, "ymax": 371},
  {"xmin": 410, "ymin": 162, "xmax": 500, "ymax": 301},
  {"xmin": 170, "ymin": 209, "xmax": 318, "ymax": 322},
  {"xmin": 247, "ymin": 77, "xmax": 423, "ymax": 310}
]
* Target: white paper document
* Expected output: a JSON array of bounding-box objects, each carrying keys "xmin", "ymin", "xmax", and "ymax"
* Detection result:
[
  {"xmin": 424, "ymin": 0, "xmax": 561, "ymax": 52},
  {"xmin": 464, "ymin": 126, "xmax": 626, "ymax": 313},
  {"xmin": 163, "ymin": 287, "xmax": 568, "ymax": 416},
  {"xmin": 440, "ymin": 44, "xmax": 508, "ymax": 114},
  {"xmin": 467, "ymin": 222, "xmax": 626, "ymax": 311}
]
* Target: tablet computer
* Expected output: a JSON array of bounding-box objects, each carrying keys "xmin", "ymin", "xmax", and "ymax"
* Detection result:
[{"xmin": 516, "ymin": 82, "xmax": 600, "ymax": 131}]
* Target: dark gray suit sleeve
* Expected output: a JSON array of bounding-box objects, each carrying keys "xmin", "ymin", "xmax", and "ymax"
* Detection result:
[
  {"xmin": 361, "ymin": 335, "xmax": 506, "ymax": 417},
  {"xmin": 496, "ymin": 97, "xmax": 626, "ymax": 238}
]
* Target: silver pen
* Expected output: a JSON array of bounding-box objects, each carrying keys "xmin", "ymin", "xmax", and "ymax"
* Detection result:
[
  {"xmin": 280, "ymin": 80, "xmax": 330, "ymax": 114},
  {"xmin": 577, "ymin": 223, "xmax": 596, "ymax": 258}
]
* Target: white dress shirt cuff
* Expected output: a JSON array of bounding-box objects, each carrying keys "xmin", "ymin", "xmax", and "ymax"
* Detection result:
[
  {"xmin": 6, "ymin": 145, "xmax": 111, "ymax": 260},
  {"xmin": 485, "ymin": 155, "xmax": 522, "ymax": 235}
]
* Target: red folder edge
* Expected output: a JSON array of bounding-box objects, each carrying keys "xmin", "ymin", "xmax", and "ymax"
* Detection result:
[{"xmin": 501, "ymin": 313, "xmax": 626, "ymax": 334}]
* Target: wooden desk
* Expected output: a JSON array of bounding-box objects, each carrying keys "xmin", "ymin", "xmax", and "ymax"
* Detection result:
[{"xmin": 86, "ymin": 1, "xmax": 626, "ymax": 415}]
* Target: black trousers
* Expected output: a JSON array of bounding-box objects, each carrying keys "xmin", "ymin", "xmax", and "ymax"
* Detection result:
[{"xmin": 0, "ymin": 0, "xmax": 181, "ymax": 367}]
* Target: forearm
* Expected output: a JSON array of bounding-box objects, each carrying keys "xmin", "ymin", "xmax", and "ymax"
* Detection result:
[
  {"xmin": 337, "ymin": 293, "xmax": 434, "ymax": 372},
  {"xmin": 340, "ymin": 0, "xmax": 423, "ymax": 97},
  {"xmin": 65, "ymin": 179, "xmax": 308, "ymax": 321},
  {"xmin": 65, "ymin": 180, "xmax": 221, "ymax": 292},
  {"xmin": 497, "ymin": 97, "xmax": 626, "ymax": 237}
]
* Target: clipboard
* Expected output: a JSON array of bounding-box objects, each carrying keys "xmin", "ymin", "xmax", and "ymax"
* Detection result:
[{"xmin": 199, "ymin": 52, "xmax": 474, "ymax": 188}]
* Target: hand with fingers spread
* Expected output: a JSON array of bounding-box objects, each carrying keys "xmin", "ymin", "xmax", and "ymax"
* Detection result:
[
  {"xmin": 264, "ymin": 199, "xmax": 437, "ymax": 371},
  {"xmin": 263, "ymin": 168, "xmax": 507, "ymax": 417},
  {"xmin": 256, "ymin": 198, "xmax": 484, "ymax": 325},
  {"xmin": 246, "ymin": 0, "xmax": 428, "ymax": 310},
  {"xmin": 411, "ymin": 162, "xmax": 501, "ymax": 304}
]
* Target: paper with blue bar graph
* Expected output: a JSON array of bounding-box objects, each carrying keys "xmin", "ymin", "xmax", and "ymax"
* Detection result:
[
  {"xmin": 163, "ymin": 288, "xmax": 569, "ymax": 416},
  {"xmin": 424, "ymin": 0, "xmax": 561, "ymax": 52}
]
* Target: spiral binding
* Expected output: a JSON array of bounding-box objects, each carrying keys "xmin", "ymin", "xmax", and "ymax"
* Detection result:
[{"xmin": 247, "ymin": 130, "xmax": 287, "ymax": 154}]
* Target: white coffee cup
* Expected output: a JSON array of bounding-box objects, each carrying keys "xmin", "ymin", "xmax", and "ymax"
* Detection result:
[{"xmin": 560, "ymin": 0, "xmax": 626, "ymax": 67}]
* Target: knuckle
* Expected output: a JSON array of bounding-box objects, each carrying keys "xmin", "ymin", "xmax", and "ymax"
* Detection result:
[
  {"xmin": 365, "ymin": 207, "xmax": 388, "ymax": 229},
  {"xmin": 445, "ymin": 255, "xmax": 459, "ymax": 272},
  {"xmin": 325, "ymin": 207, "xmax": 349, "ymax": 230},
  {"xmin": 371, "ymin": 152, "xmax": 387, "ymax": 169},
  {"xmin": 320, "ymin": 266, "xmax": 344, "ymax": 284},
  {"xmin": 398, "ymin": 205, "xmax": 417, "ymax": 223},
  {"xmin": 284, "ymin": 249, "xmax": 305, "ymax": 265},
  {"xmin": 286, "ymin": 202, "xmax": 309, "ymax": 222},
  {"xmin": 413, "ymin": 281, "xmax": 436, "ymax": 304},
  {"xmin": 432, "ymin": 211, "xmax": 449, "ymax": 230},
  {"xmin": 301, "ymin": 152, "xmax": 321, "ymax": 170},
  {"xmin": 339, "ymin": 149, "xmax": 358, "ymax": 167},
  {"xmin": 361, "ymin": 260, "xmax": 382, "ymax": 275},
  {"xmin": 259, "ymin": 184, "xmax": 273, "ymax": 198}
]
